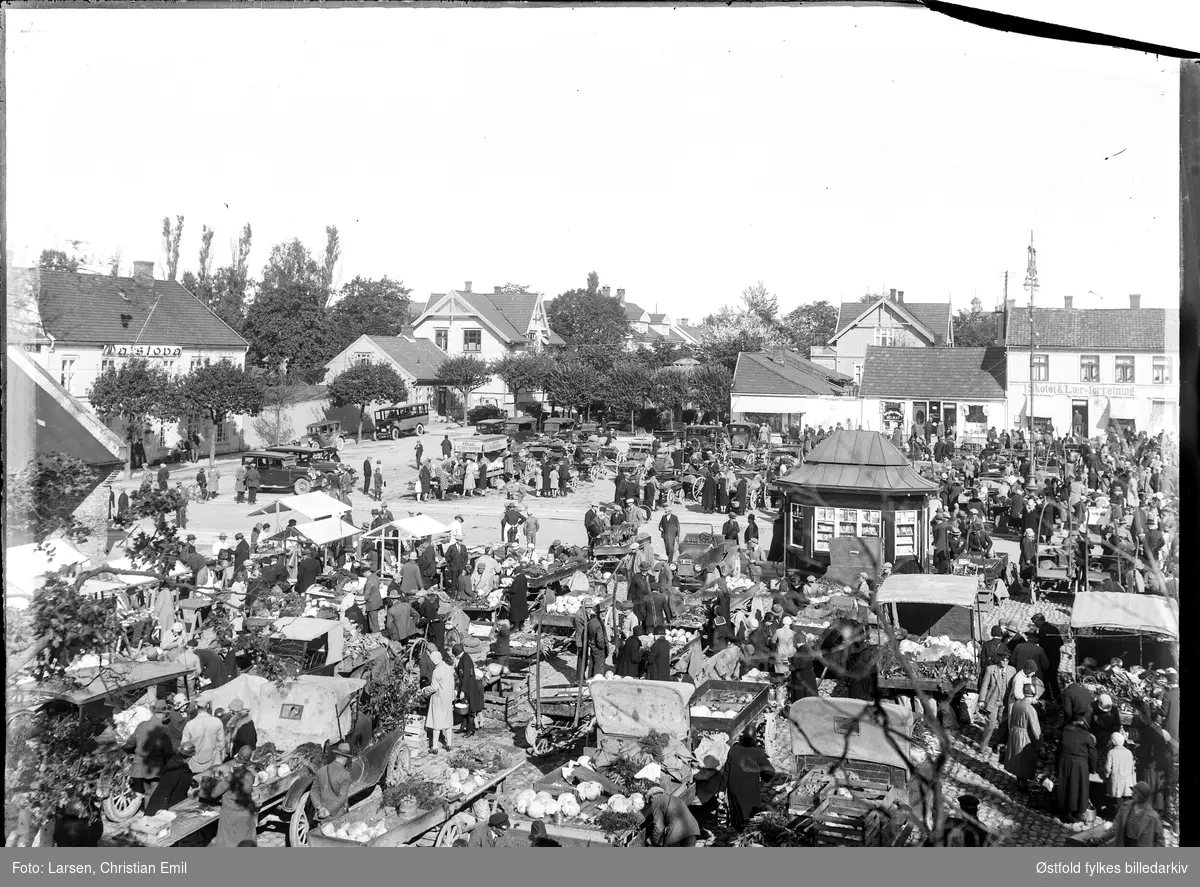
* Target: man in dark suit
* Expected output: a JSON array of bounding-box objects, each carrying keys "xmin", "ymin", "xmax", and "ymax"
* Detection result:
[
  {"xmin": 362, "ymin": 569, "xmax": 384, "ymax": 633},
  {"xmin": 628, "ymin": 561, "xmax": 653, "ymax": 605},
  {"xmin": 584, "ymin": 504, "xmax": 602, "ymax": 557},
  {"xmin": 1008, "ymin": 487, "xmax": 1026, "ymax": 534},
  {"xmin": 722, "ymin": 514, "xmax": 740, "ymax": 542},
  {"xmin": 1031, "ymin": 613, "xmax": 1063, "ymax": 702},
  {"xmin": 445, "ymin": 539, "xmax": 469, "ymax": 591},
  {"xmin": 296, "ymin": 549, "xmax": 321, "ymax": 594},
  {"xmin": 417, "ymin": 542, "xmax": 439, "ymax": 589},
  {"xmin": 659, "ymin": 507, "xmax": 680, "ymax": 563},
  {"xmin": 980, "ymin": 626, "xmax": 1009, "ymax": 673},
  {"xmin": 1018, "ymin": 528, "xmax": 1038, "ymax": 589},
  {"xmin": 643, "ymin": 628, "xmax": 672, "ymax": 681},
  {"xmin": 233, "ymin": 533, "xmax": 251, "ymax": 574},
  {"xmin": 362, "ymin": 458, "xmax": 373, "ymax": 496}
]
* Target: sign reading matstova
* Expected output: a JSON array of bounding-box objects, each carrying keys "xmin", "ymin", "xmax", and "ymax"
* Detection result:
[
  {"xmin": 1031, "ymin": 383, "xmax": 1136, "ymax": 399},
  {"xmin": 102, "ymin": 345, "xmax": 184, "ymax": 358}
]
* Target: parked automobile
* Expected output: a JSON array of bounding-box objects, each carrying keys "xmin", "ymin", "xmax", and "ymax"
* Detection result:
[
  {"xmin": 542, "ymin": 417, "xmax": 578, "ymax": 438},
  {"xmin": 675, "ymin": 523, "xmax": 724, "ymax": 589},
  {"xmin": 467, "ymin": 404, "xmax": 506, "ymax": 425},
  {"xmin": 304, "ymin": 421, "xmax": 348, "ymax": 452},
  {"xmin": 372, "ymin": 402, "xmax": 429, "ymax": 441},
  {"xmin": 266, "ymin": 446, "xmax": 355, "ymax": 483},
  {"xmin": 504, "ymin": 416, "xmax": 539, "ymax": 442},
  {"xmin": 475, "ymin": 418, "xmax": 507, "ymax": 436},
  {"xmin": 242, "ymin": 450, "xmax": 326, "ymax": 494}
]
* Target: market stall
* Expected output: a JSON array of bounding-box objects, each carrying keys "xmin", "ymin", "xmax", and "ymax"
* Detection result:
[
  {"xmin": 360, "ymin": 514, "xmax": 452, "ymax": 578},
  {"xmin": 775, "ymin": 430, "xmax": 938, "ymax": 574},
  {"xmin": 456, "ymin": 435, "xmax": 510, "ymax": 490},
  {"xmin": 1070, "ymin": 592, "xmax": 1179, "ymax": 671}
]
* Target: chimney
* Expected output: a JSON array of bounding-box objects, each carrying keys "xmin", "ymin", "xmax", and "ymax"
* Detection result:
[
  {"xmin": 889, "ymin": 288, "xmax": 896, "ymax": 301},
  {"xmin": 616, "ymin": 288, "xmax": 626, "ymax": 303},
  {"xmin": 896, "ymin": 290, "xmax": 904, "ymax": 304},
  {"xmin": 133, "ymin": 261, "xmax": 154, "ymax": 286},
  {"xmin": 602, "ymin": 286, "xmax": 611, "ymax": 298},
  {"xmin": 464, "ymin": 281, "xmax": 472, "ymax": 293},
  {"xmin": 494, "ymin": 286, "xmax": 502, "ymax": 294},
  {"xmin": 1064, "ymin": 295, "xmax": 1073, "ymax": 309},
  {"xmin": 1129, "ymin": 294, "xmax": 1141, "ymax": 309}
]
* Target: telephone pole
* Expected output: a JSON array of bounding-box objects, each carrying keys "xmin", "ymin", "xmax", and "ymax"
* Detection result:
[{"xmin": 1024, "ymin": 233, "xmax": 1039, "ymax": 480}]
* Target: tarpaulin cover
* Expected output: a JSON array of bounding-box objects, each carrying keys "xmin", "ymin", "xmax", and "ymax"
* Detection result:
[
  {"xmin": 248, "ymin": 491, "xmax": 350, "ymax": 521},
  {"xmin": 876, "ymin": 574, "xmax": 978, "ymax": 608},
  {"xmin": 270, "ymin": 616, "xmax": 344, "ymax": 665},
  {"xmin": 269, "ymin": 519, "xmax": 360, "ymax": 546},
  {"xmin": 5, "ymin": 540, "xmax": 90, "ymax": 600},
  {"xmin": 1070, "ymin": 592, "xmax": 1179, "ymax": 640},
  {"xmin": 199, "ymin": 674, "xmax": 365, "ymax": 752},
  {"xmin": 788, "ymin": 697, "xmax": 914, "ymax": 771},
  {"xmin": 362, "ymin": 515, "xmax": 451, "ymax": 541},
  {"xmin": 590, "ymin": 678, "xmax": 695, "ymax": 740}
]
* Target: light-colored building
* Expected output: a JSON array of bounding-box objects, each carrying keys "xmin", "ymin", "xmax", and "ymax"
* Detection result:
[
  {"xmin": 1003, "ymin": 295, "xmax": 1179, "ymax": 438},
  {"xmin": 730, "ymin": 349, "xmax": 854, "ymax": 434},
  {"xmin": 810, "ymin": 289, "xmax": 953, "ymax": 384},
  {"xmin": 613, "ymin": 288, "xmax": 700, "ymax": 348},
  {"xmin": 9, "ymin": 261, "xmax": 250, "ymax": 457},
  {"xmin": 409, "ymin": 283, "xmax": 563, "ymax": 415},
  {"xmin": 857, "ymin": 345, "xmax": 1009, "ymax": 444}
]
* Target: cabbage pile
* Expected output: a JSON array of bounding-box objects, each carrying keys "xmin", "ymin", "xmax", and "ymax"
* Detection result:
[
  {"xmin": 545, "ymin": 594, "xmax": 603, "ymax": 615},
  {"xmin": 321, "ymin": 820, "xmax": 389, "ymax": 843},
  {"xmin": 446, "ymin": 768, "xmax": 489, "ymax": 798}
]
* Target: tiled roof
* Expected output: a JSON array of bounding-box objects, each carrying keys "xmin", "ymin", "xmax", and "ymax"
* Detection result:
[
  {"xmin": 732, "ymin": 351, "xmax": 850, "ymax": 397},
  {"xmin": 834, "ymin": 298, "xmax": 951, "ymax": 343},
  {"xmin": 420, "ymin": 290, "xmax": 562, "ymax": 347},
  {"xmin": 675, "ymin": 324, "xmax": 704, "ymax": 343},
  {"xmin": 776, "ymin": 429, "xmax": 938, "ymax": 494},
  {"xmin": 35, "ymin": 270, "xmax": 247, "ymax": 348},
  {"xmin": 368, "ymin": 335, "xmax": 448, "ymax": 384},
  {"xmin": 1006, "ymin": 307, "xmax": 1178, "ymax": 351},
  {"xmin": 859, "ymin": 346, "xmax": 1007, "ymax": 400},
  {"xmin": 648, "ymin": 313, "xmax": 668, "ymax": 324},
  {"xmin": 624, "ymin": 301, "xmax": 650, "ymax": 322}
]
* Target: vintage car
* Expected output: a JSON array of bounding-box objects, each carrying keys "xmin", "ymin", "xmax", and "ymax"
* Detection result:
[
  {"xmin": 267, "ymin": 445, "xmax": 355, "ymax": 480},
  {"xmin": 475, "ymin": 418, "xmax": 508, "ymax": 436},
  {"xmin": 675, "ymin": 523, "xmax": 725, "ymax": 589},
  {"xmin": 372, "ymin": 402, "xmax": 429, "ymax": 440},
  {"xmin": 242, "ymin": 450, "xmax": 326, "ymax": 494},
  {"xmin": 727, "ymin": 423, "xmax": 757, "ymax": 450},
  {"xmin": 304, "ymin": 421, "xmax": 348, "ymax": 452},
  {"xmin": 504, "ymin": 416, "xmax": 539, "ymax": 442},
  {"xmin": 542, "ymin": 417, "xmax": 578, "ymax": 438}
]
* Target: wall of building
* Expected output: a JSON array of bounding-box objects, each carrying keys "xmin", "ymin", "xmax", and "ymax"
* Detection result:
[
  {"xmin": 858, "ymin": 397, "xmax": 1009, "ymax": 443},
  {"xmin": 731, "ymin": 394, "xmax": 860, "ymax": 434},
  {"xmin": 1007, "ymin": 348, "xmax": 1178, "ymax": 437},
  {"xmin": 411, "ymin": 307, "xmax": 511, "ymax": 408},
  {"xmin": 829, "ymin": 304, "xmax": 934, "ymax": 379}
]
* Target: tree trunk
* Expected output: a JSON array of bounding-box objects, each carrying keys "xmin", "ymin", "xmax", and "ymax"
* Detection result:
[
  {"xmin": 209, "ymin": 415, "xmax": 219, "ymax": 467},
  {"xmin": 462, "ymin": 390, "xmax": 469, "ymax": 425},
  {"xmin": 357, "ymin": 407, "xmax": 364, "ymax": 444},
  {"xmin": 126, "ymin": 425, "xmax": 135, "ymax": 479},
  {"xmin": 511, "ymin": 386, "xmax": 519, "ymax": 418}
]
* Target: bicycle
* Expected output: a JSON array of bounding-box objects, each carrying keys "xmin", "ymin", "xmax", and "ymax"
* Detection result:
[{"xmin": 182, "ymin": 483, "xmax": 205, "ymax": 503}]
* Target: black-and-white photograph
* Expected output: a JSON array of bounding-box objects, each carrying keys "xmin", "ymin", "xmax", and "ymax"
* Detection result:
[{"xmin": 3, "ymin": 1, "xmax": 1189, "ymax": 856}]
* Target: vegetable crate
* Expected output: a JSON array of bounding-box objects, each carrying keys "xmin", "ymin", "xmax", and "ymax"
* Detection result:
[
  {"xmin": 688, "ymin": 679, "xmax": 771, "ymax": 739},
  {"xmin": 796, "ymin": 795, "xmax": 894, "ymax": 847}
]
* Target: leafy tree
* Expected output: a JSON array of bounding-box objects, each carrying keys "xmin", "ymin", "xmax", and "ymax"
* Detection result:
[
  {"xmin": 161, "ymin": 215, "xmax": 184, "ymax": 280},
  {"xmin": 108, "ymin": 248, "xmax": 121, "ymax": 277},
  {"xmin": 328, "ymin": 275, "xmax": 413, "ymax": 354},
  {"xmin": 436, "ymin": 355, "xmax": 493, "ymax": 424},
  {"xmin": 193, "ymin": 222, "xmax": 253, "ymax": 332},
  {"xmin": 251, "ymin": 381, "xmax": 309, "ymax": 446},
  {"xmin": 649, "ymin": 366, "xmax": 691, "ymax": 424},
  {"xmin": 949, "ymin": 300, "xmax": 1000, "ymax": 347},
  {"xmin": 242, "ymin": 238, "xmax": 330, "ymax": 380},
  {"xmin": 87, "ymin": 358, "xmax": 182, "ymax": 477},
  {"xmin": 327, "ymin": 361, "xmax": 410, "ymax": 442},
  {"xmin": 742, "ymin": 281, "xmax": 779, "ymax": 324},
  {"xmin": 546, "ymin": 278, "xmax": 630, "ymax": 347},
  {"xmin": 544, "ymin": 356, "xmax": 602, "ymax": 419},
  {"xmin": 781, "ymin": 300, "xmax": 839, "ymax": 357},
  {"xmin": 4, "ymin": 454, "xmax": 101, "ymax": 547},
  {"xmin": 491, "ymin": 352, "xmax": 552, "ymax": 417},
  {"xmin": 38, "ymin": 249, "xmax": 79, "ymax": 272},
  {"xmin": 690, "ymin": 362, "xmax": 733, "ymax": 422},
  {"xmin": 603, "ymin": 360, "xmax": 654, "ymax": 427},
  {"xmin": 696, "ymin": 306, "xmax": 786, "ymax": 370},
  {"xmin": 179, "ymin": 359, "xmax": 265, "ymax": 465},
  {"xmin": 499, "ymin": 282, "xmax": 532, "ymax": 294},
  {"xmin": 321, "ymin": 224, "xmax": 341, "ymax": 301}
]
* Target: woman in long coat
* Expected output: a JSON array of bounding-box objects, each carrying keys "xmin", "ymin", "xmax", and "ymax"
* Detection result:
[
  {"xmin": 723, "ymin": 729, "xmax": 775, "ymax": 830},
  {"xmin": 425, "ymin": 649, "xmax": 455, "ymax": 753},
  {"xmin": 452, "ymin": 643, "xmax": 484, "ymax": 737},
  {"xmin": 734, "ymin": 477, "xmax": 749, "ymax": 516},
  {"xmin": 209, "ymin": 750, "xmax": 258, "ymax": 847},
  {"xmin": 506, "ymin": 568, "xmax": 529, "ymax": 630},
  {"xmin": 614, "ymin": 626, "xmax": 645, "ymax": 678},
  {"xmin": 716, "ymin": 472, "xmax": 729, "ymax": 512},
  {"xmin": 1004, "ymin": 685, "xmax": 1042, "ymax": 789},
  {"xmin": 701, "ymin": 470, "xmax": 717, "ymax": 514},
  {"xmin": 1102, "ymin": 733, "xmax": 1136, "ymax": 817},
  {"xmin": 462, "ymin": 460, "xmax": 476, "ymax": 497},
  {"xmin": 1056, "ymin": 716, "xmax": 1097, "ymax": 821},
  {"xmin": 419, "ymin": 461, "xmax": 432, "ymax": 500}
]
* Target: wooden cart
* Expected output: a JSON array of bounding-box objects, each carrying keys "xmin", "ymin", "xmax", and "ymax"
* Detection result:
[
  {"xmin": 306, "ymin": 762, "xmax": 523, "ymax": 848},
  {"xmin": 688, "ymin": 679, "xmax": 771, "ymax": 740}
]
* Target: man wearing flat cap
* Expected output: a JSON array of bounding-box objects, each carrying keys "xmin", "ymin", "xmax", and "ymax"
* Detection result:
[
  {"xmin": 467, "ymin": 809, "xmax": 510, "ymax": 847},
  {"xmin": 312, "ymin": 743, "xmax": 354, "ymax": 822}
]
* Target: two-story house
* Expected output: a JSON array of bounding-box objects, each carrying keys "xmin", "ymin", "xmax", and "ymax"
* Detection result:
[
  {"xmin": 409, "ymin": 282, "xmax": 564, "ymax": 415},
  {"xmin": 1003, "ymin": 294, "xmax": 1179, "ymax": 438},
  {"xmin": 609, "ymin": 287, "xmax": 700, "ymax": 349},
  {"xmin": 9, "ymin": 260, "xmax": 250, "ymax": 457},
  {"xmin": 809, "ymin": 289, "xmax": 954, "ymax": 384}
]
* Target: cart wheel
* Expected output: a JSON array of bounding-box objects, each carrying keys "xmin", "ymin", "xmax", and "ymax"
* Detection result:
[
  {"xmin": 287, "ymin": 791, "xmax": 313, "ymax": 847},
  {"xmin": 436, "ymin": 812, "xmax": 474, "ymax": 847},
  {"xmin": 101, "ymin": 775, "xmax": 143, "ymax": 823},
  {"xmin": 385, "ymin": 742, "xmax": 412, "ymax": 786},
  {"xmin": 691, "ymin": 478, "xmax": 704, "ymax": 500},
  {"xmin": 524, "ymin": 723, "xmax": 541, "ymax": 750}
]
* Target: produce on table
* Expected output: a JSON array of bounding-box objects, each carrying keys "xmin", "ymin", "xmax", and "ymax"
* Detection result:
[{"xmin": 286, "ymin": 742, "xmax": 327, "ymax": 773}]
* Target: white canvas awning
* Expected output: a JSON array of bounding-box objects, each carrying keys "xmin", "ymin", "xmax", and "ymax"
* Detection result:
[
  {"xmin": 269, "ymin": 519, "xmax": 360, "ymax": 547},
  {"xmin": 248, "ymin": 491, "xmax": 350, "ymax": 522},
  {"xmin": 877, "ymin": 574, "xmax": 978, "ymax": 608},
  {"xmin": 361, "ymin": 515, "xmax": 451, "ymax": 542},
  {"xmin": 1071, "ymin": 593, "xmax": 1179, "ymax": 640}
]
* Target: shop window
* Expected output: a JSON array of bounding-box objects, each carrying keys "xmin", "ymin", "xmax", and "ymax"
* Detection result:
[
  {"xmin": 1080, "ymin": 355, "xmax": 1099, "ymax": 382},
  {"xmin": 1152, "ymin": 357, "xmax": 1170, "ymax": 384},
  {"xmin": 1031, "ymin": 354, "xmax": 1049, "ymax": 381},
  {"xmin": 1114, "ymin": 355, "xmax": 1134, "ymax": 383},
  {"xmin": 463, "ymin": 329, "xmax": 482, "ymax": 352}
]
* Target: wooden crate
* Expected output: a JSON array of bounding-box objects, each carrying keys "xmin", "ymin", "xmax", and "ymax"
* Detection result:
[{"xmin": 803, "ymin": 796, "xmax": 891, "ymax": 847}]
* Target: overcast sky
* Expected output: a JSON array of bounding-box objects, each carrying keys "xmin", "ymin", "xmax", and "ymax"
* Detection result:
[{"xmin": 5, "ymin": 5, "xmax": 1184, "ymax": 318}]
